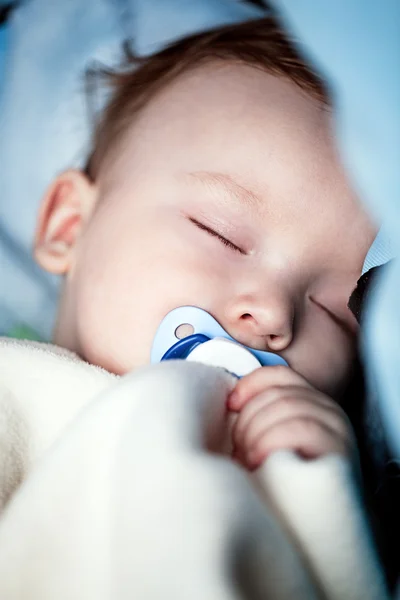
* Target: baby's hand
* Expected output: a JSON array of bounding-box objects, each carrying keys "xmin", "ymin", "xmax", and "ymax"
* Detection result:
[{"xmin": 227, "ymin": 366, "xmax": 354, "ymax": 470}]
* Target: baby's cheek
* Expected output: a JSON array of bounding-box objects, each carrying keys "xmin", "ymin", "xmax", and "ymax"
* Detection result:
[
  {"xmin": 287, "ymin": 316, "xmax": 356, "ymax": 398},
  {"xmin": 295, "ymin": 350, "xmax": 352, "ymax": 399},
  {"xmin": 72, "ymin": 278, "xmax": 126, "ymax": 373}
]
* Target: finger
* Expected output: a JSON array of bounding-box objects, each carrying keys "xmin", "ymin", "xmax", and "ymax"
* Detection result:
[
  {"xmin": 228, "ymin": 365, "xmax": 312, "ymax": 411},
  {"xmin": 235, "ymin": 395, "xmax": 351, "ymax": 454},
  {"xmin": 231, "ymin": 385, "xmax": 335, "ymax": 449},
  {"xmin": 245, "ymin": 417, "xmax": 349, "ymax": 469}
]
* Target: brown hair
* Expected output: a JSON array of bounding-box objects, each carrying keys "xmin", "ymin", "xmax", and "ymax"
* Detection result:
[{"xmin": 86, "ymin": 16, "xmax": 328, "ymax": 178}]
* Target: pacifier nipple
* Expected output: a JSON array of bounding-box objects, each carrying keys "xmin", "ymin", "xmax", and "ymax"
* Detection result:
[{"xmin": 186, "ymin": 337, "xmax": 261, "ymax": 377}]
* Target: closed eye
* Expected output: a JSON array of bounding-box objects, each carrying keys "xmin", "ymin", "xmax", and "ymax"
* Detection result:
[{"xmin": 189, "ymin": 217, "xmax": 245, "ymax": 254}]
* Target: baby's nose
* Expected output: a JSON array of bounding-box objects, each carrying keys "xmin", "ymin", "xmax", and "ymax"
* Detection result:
[{"xmin": 224, "ymin": 294, "xmax": 294, "ymax": 352}]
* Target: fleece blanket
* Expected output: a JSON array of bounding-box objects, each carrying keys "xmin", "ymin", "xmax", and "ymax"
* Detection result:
[{"xmin": 0, "ymin": 338, "xmax": 388, "ymax": 599}]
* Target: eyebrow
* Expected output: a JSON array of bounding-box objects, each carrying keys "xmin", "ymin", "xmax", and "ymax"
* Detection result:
[{"xmin": 184, "ymin": 171, "xmax": 264, "ymax": 214}]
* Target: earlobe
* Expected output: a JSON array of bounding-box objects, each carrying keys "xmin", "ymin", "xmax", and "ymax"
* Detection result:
[{"xmin": 34, "ymin": 170, "xmax": 97, "ymax": 274}]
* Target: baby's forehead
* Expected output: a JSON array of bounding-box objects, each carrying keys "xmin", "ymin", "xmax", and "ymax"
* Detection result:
[
  {"xmin": 141, "ymin": 61, "xmax": 318, "ymax": 120},
  {"xmin": 87, "ymin": 18, "xmax": 328, "ymax": 182},
  {"xmin": 97, "ymin": 62, "xmax": 331, "ymax": 201},
  {"xmin": 123, "ymin": 62, "xmax": 328, "ymax": 164}
]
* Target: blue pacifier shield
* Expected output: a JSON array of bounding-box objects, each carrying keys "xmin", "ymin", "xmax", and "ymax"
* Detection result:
[{"xmin": 151, "ymin": 306, "xmax": 288, "ymax": 370}]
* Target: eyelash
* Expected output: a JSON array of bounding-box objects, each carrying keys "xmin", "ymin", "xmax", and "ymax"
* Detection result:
[{"xmin": 189, "ymin": 217, "xmax": 245, "ymax": 254}]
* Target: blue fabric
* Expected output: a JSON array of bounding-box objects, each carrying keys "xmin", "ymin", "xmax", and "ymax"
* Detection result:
[
  {"xmin": 0, "ymin": 0, "xmax": 265, "ymax": 339},
  {"xmin": 0, "ymin": 18, "xmax": 9, "ymax": 103},
  {"xmin": 0, "ymin": 22, "xmax": 7, "ymax": 82},
  {"xmin": 362, "ymin": 228, "xmax": 395, "ymax": 275}
]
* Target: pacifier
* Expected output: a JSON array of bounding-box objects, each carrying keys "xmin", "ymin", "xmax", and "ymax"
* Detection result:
[{"xmin": 151, "ymin": 306, "xmax": 288, "ymax": 378}]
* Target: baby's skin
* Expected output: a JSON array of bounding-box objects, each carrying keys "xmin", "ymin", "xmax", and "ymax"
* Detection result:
[
  {"xmin": 34, "ymin": 61, "xmax": 375, "ymax": 469},
  {"xmin": 229, "ymin": 365, "xmax": 353, "ymax": 469}
]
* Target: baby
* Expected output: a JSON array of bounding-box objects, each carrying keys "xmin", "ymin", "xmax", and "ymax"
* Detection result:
[{"xmin": 33, "ymin": 17, "xmax": 376, "ymax": 471}]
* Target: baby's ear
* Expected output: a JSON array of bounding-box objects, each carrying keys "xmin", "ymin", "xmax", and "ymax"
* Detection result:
[{"xmin": 34, "ymin": 170, "xmax": 97, "ymax": 274}]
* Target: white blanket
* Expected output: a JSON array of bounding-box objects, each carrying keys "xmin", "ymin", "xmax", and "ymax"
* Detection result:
[{"xmin": 0, "ymin": 338, "xmax": 388, "ymax": 599}]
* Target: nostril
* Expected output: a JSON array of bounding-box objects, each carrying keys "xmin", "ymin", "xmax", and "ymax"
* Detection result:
[{"xmin": 241, "ymin": 313, "xmax": 253, "ymax": 321}]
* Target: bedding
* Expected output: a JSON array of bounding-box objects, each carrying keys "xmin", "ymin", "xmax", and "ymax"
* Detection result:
[{"xmin": 0, "ymin": 337, "xmax": 388, "ymax": 599}]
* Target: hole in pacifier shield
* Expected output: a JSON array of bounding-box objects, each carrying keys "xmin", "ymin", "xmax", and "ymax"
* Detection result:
[{"xmin": 174, "ymin": 323, "xmax": 195, "ymax": 339}]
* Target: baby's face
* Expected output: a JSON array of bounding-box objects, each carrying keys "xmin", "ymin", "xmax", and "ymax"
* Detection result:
[{"xmin": 36, "ymin": 62, "xmax": 376, "ymax": 398}]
